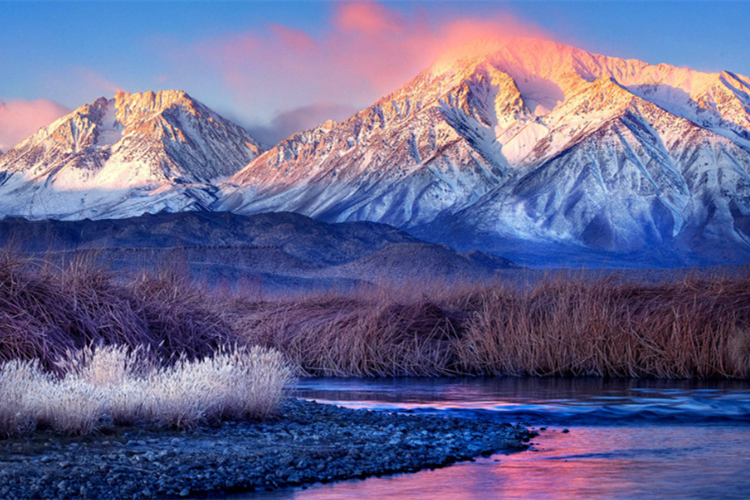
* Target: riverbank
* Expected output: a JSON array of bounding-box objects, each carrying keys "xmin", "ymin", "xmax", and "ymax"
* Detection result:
[{"xmin": 0, "ymin": 398, "xmax": 535, "ymax": 500}]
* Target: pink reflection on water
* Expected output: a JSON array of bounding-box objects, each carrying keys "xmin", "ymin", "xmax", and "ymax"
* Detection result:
[{"xmin": 238, "ymin": 425, "xmax": 750, "ymax": 500}]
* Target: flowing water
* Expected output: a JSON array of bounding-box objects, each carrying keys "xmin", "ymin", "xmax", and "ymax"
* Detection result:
[{"xmin": 237, "ymin": 378, "xmax": 750, "ymax": 499}]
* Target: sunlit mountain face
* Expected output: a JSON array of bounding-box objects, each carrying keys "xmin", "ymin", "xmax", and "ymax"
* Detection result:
[
  {"xmin": 2, "ymin": 38, "xmax": 750, "ymax": 266},
  {"xmin": 0, "ymin": 90, "xmax": 263, "ymax": 220},
  {"xmin": 218, "ymin": 38, "xmax": 750, "ymax": 266}
]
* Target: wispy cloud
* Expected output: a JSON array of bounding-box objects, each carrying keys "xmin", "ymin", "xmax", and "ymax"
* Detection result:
[
  {"xmin": 246, "ymin": 102, "xmax": 359, "ymax": 145},
  {"xmin": 75, "ymin": 67, "xmax": 123, "ymax": 95},
  {"xmin": 0, "ymin": 99, "xmax": 71, "ymax": 150}
]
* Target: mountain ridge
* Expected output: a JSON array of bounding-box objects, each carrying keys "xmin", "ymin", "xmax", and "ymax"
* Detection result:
[
  {"xmin": 1, "ymin": 38, "xmax": 750, "ymax": 266},
  {"xmin": 0, "ymin": 90, "xmax": 263, "ymax": 220},
  {"xmin": 217, "ymin": 37, "xmax": 750, "ymax": 266}
]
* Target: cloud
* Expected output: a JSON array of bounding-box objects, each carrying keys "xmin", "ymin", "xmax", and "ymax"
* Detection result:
[
  {"xmin": 0, "ymin": 99, "xmax": 71, "ymax": 150},
  {"xmin": 334, "ymin": 1, "xmax": 403, "ymax": 35},
  {"xmin": 185, "ymin": 2, "xmax": 551, "ymax": 123},
  {"xmin": 246, "ymin": 102, "xmax": 359, "ymax": 145}
]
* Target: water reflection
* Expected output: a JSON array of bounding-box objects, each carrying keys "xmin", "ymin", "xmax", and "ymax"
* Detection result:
[
  {"xmin": 297, "ymin": 377, "xmax": 750, "ymax": 425},
  {"xmin": 233, "ymin": 378, "xmax": 750, "ymax": 500}
]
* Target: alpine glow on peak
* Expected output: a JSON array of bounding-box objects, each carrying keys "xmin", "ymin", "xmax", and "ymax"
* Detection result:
[{"xmin": 217, "ymin": 38, "xmax": 750, "ymax": 267}]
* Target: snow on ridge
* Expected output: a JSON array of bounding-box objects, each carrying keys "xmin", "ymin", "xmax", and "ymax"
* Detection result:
[
  {"xmin": 1, "ymin": 41, "xmax": 750, "ymax": 265},
  {"xmin": 217, "ymin": 39, "xmax": 750, "ymax": 265},
  {"xmin": 0, "ymin": 89, "xmax": 264, "ymax": 220}
]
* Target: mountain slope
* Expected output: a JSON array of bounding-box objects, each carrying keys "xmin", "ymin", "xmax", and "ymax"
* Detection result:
[
  {"xmin": 218, "ymin": 38, "xmax": 750, "ymax": 266},
  {"xmin": 0, "ymin": 90, "xmax": 262, "ymax": 220}
]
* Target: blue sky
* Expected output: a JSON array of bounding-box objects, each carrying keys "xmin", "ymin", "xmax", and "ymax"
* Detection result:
[{"xmin": 1, "ymin": 1, "xmax": 748, "ymax": 148}]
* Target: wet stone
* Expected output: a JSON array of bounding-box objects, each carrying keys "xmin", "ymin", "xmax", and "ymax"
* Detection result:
[{"xmin": 0, "ymin": 399, "xmax": 533, "ymax": 499}]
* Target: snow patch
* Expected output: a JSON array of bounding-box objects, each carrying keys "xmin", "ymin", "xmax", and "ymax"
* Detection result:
[{"xmin": 95, "ymin": 100, "xmax": 123, "ymax": 147}]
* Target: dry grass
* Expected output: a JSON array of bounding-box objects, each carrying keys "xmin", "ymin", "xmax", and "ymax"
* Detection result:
[
  {"xmin": 228, "ymin": 272, "xmax": 750, "ymax": 379},
  {"xmin": 0, "ymin": 251, "xmax": 237, "ymax": 371},
  {"xmin": 1, "ymin": 249, "xmax": 748, "ymax": 383},
  {"xmin": 0, "ymin": 344, "xmax": 295, "ymax": 437},
  {"xmin": 452, "ymin": 275, "xmax": 750, "ymax": 378}
]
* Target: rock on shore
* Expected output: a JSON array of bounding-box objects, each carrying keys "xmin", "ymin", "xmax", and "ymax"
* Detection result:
[{"xmin": 0, "ymin": 399, "xmax": 535, "ymax": 499}]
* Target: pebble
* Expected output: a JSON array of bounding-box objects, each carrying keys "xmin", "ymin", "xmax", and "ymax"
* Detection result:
[{"xmin": 0, "ymin": 399, "xmax": 535, "ymax": 499}]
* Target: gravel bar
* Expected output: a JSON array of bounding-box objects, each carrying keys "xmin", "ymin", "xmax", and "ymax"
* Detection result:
[{"xmin": 0, "ymin": 399, "xmax": 536, "ymax": 499}]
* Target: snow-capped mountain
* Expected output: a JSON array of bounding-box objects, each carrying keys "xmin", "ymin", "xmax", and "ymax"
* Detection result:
[
  {"xmin": 0, "ymin": 90, "xmax": 262, "ymax": 219},
  {"xmin": 2, "ymin": 39, "xmax": 749, "ymax": 266},
  {"xmin": 218, "ymin": 38, "xmax": 750, "ymax": 266}
]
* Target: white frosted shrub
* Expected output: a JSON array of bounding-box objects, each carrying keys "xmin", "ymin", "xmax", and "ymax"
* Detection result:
[
  {"xmin": 106, "ymin": 377, "xmax": 150, "ymax": 426},
  {"xmin": 57, "ymin": 344, "xmax": 153, "ymax": 387},
  {"xmin": 225, "ymin": 346, "xmax": 296, "ymax": 419},
  {"xmin": 0, "ymin": 359, "xmax": 47, "ymax": 437},
  {"xmin": 29, "ymin": 376, "xmax": 106, "ymax": 436},
  {"xmin": 145, "ymin": 358, "xmax": 217, "ymax": 429},
  {"xmin": 0, "ymin": 344, "xmax": 295, "ymax": 437}
]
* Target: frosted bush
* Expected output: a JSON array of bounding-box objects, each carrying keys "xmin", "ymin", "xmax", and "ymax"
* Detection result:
[
  {"xmin": 57, "ymin": 344, "xmax": 153, "ymax": 387},
  {"xmin": 28, "ymin": 376, "xmax": 107, "ymax": 436},
  {"xmin": 0, "ymin": 359, "xmax": 47, "ymax": 437},
  {"xmin": 0, "ymin": 344, "xmax": 295, "ymax": 437}
]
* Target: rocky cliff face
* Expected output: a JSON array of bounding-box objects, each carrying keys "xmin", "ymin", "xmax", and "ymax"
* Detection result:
[{"xmin": 0, "ymin": 90, "xmax": 263, "ymax": 219}]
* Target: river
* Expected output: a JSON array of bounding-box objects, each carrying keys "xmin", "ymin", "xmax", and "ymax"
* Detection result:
[{"xmin": 235, "ymin": 377, "xmax": 750, "ymax": 499}]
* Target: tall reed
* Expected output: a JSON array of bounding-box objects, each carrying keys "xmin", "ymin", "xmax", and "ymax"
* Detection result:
[
  {"xmin": 1, "ymin": 248, "xmax": 748, "ymax": 380},
  {"xmin": 0, "ymin": 251, "xmax": 237, "ymax": 371},
  {"xmin": 230, "ymin": 273, "xmax": 750, "ymax": 379}
]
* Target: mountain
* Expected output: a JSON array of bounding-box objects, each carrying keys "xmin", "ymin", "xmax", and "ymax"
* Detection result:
[
  {"xmin": 218, "ymin": 38, "xmax": 750, "ymax": 266},
  {"xmin": 0, "ymin": 90, "xmax": 262, "ymax": 220},
  {"xmin": 0, "ymin": 211, "xmax": 514, "ymax": 291}
]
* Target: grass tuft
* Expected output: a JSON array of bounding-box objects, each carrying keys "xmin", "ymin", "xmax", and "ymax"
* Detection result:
[{"xmin": 0, "ymin": 345, "xmax": 295, "ymax": 437}]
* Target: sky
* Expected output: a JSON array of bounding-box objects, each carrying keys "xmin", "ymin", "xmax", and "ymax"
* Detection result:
[{"xmin": 1, "ymin": 0, "xmax": 749, "ymax": 149}]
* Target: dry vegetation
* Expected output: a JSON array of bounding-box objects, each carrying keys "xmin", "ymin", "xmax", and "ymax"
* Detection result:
[
  {"xmin": 1, "ymin": 250, "xmax": 749, "ymax": 390},
  {"xmin": 0, "ymin": 251, "xmax": 237, "ymax": 372},
  {"xmin": 229, "ymin": 272, "xmax": 750, "ymax": 379},
  {"xmin": 0, "ymin": 344, "xmax": 295, "ymax": 437}
]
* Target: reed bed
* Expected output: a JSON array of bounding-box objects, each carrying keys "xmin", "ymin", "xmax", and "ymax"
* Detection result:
[
  {"xmin": 0, "ymin": 251, "xmax": 237, "ymax": 372},
  {"xmin": 0, "ymin": 249, "xmax": 748, "ymax": 380},
  {"xmin": 229, "ymin": 273, "xmax": 750, "ymax": 379}
]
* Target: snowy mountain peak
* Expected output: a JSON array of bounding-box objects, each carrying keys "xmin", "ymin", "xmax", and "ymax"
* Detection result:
[
  {"xmin": 217, "ymin": 38, "xmax": 750, "ymax": 266},
  {"xmin": 1, "ymin": 40, "xmax": 749, "ymax": 266},
  {"xmin": 0, "ymin": 90, "xmax": 263, "ymax": 220}
]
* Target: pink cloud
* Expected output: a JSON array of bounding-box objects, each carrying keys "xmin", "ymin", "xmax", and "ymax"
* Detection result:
[
  {"xmin": 169, "ymin": 2, "xmax": 554, "ymax": 140},
  {"xmin": 334, "ymin": 1, "xmax": 403, "ymax": 35},
  {"xmin": 0, "ymin": 99, "xmax": 71, "ymax": 150},
  {"xmin": 75, "ymin": 67, "xmax": 123, "ymax": 95},
  {"xmin": 194, "ymin": 3, "xmax": 550, "ymax": 109}
]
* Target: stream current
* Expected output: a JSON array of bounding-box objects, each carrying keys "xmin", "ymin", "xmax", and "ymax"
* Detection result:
[{"xmin": 237, "ymin": 377, "xmax": 750, "ymax": 499}]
